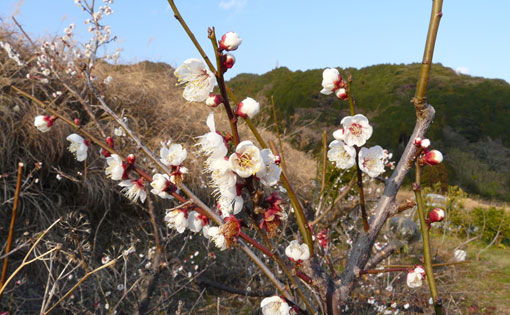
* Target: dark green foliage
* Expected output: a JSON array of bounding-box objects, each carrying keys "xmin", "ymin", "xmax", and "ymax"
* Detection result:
[
  {"xmin": 471, "ymin": 207, "xmax": 510, "ymax": 245},
  {"xmin": 229, "ymin": 63, "xmax": 510, "ymax": 200}
]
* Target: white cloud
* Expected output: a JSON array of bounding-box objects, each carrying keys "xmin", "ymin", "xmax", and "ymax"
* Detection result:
[
  {"xmin": 455, "ymin": 66, "xmax": 470, "ymax": 75},
  {"xmin": 219, "ymin": 0, "xmax": 247, "ymax": 11}
]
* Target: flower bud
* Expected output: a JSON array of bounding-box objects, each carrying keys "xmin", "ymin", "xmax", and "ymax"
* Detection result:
[
  {"xmin": 420, "ymin": 138, "xmax": 431, "ymax": 149},
  {"xmin": 222, "ymin": 53, "xmax": 235, "ymax": 69},
  {"xmin": 100, "ymin": 148, "xmax": 111, "ymax": 158},
  {"xmin": 414, "ymin": 137, "xmax": 422, "ymax": 146},
  {"xmin": 424, "ymin": 150, "xmax": 443, "ymax": 165},
  {"xmin": 335, "ymin": 88, "xmax": 348, "ymax": 100},
  {"xmin": 237, "ymin": 97, "xmax": 260, "ymax": 119},
  {"xmin": 106, "ymin": 136, "xmax": 114, "ymax": 147},
  {"xmin": 219, "ymin": 32, "xmax": 242, "ymax": 51},
  {"xmin": 428, "ymin": 208, "xmax": 445, "ymax": 223},
  {"xmin": 34, "ymin": 115, "xmax": 58, "ymax": 132},
  {"xmin": 127, "ymin": 154, "xmax": 136, "ymax": 165},
  {"xmin": 205, "ymin": 94, "xmax": 223, "ymax": 107},
  {"xmin": 74, "ymin": 118, "xmax": 80, "ymax": 126}
]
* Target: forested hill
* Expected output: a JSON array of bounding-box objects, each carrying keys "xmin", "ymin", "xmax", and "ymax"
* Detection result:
[{"xmin": 228, "ymin": 63, "xmax": 510, "ymax": 200}]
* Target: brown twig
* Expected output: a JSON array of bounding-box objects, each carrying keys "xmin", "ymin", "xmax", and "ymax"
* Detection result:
[
  {"xmin": 271, "ymin": 95, "xmax": 287, "ymax": 172},
  {"xmin": 0, "ymin": 218, "xmax": 61, "ymax": 298},
  {"xmin": 0, "ymin": 162, "xmax": 24, "ymax": 297},
  {"xmin": 310, "ymin": 176, "xmax": 355, "ymax": 226},
  {"xmin": 320, "ymin": 130, "xmax": 327, "ymax": 197}
]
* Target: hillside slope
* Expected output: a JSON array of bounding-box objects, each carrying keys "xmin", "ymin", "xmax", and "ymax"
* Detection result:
[{"xmin": 228, "ymin": 64, "xmax": 510, "ymax": 200}]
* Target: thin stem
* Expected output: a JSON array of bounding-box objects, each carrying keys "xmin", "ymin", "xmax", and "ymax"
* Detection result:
[
  {"xmin": 346, "ymin": 75, "xmax": 355, "ymax": 116},
  {"xmin": 0, "ymin": 162, "xmax": 24, "ymax": 297},
  {"xmin": 355, "ymin": 147, "xmax": 369, "ymax": 232},
  {"xmin": 166, "ymin": 0, "xmax": 215, "ymax": 73},
  {"xmin": 45, "ymin": 256, "xmax": 118, "ymax": 313},
  {"xmin": 247, "ymin": 220, "xmax": 316, "ymax": 314},
  {"xmin": 384, "ymin": 261, "xmax": 470, "ymax": 269},
  {"xmin": 414, "ymin": 161, "xmax": 443, "ymax": 315},
  {"xmin": 320, "ymin": 130, "xmax": 327, "ymax": 197},
  {"xmin": 269, "ymin": 141, "xmax": 314, "ymax": 255},
  {"xmin": 270, "ymin": 96, "xmax": 287, "ymax": 172},
  {"xmin": 414, "ymin": 0, "xmax": 444, "ymax": 114},
  {"xmin": 310, "ymin": 175, "xmax": 355, "ymax": 226},
  {"xmin": 0, "ymin": 218, "xmax": 61, "ymax": 297},
  {"xmin": 238, "ymin": 240, "xmax": 293, "ymax": 303},
  {"xmin": 208, "ymin": 27, "xmax": 240, "ymax": 146}
]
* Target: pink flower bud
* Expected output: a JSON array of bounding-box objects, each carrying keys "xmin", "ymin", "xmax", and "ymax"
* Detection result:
[
  {"xmin": 424, "ymin": 150, "xmax": 443, "ymax": 165},
  {"xmin": 74, "ymin": 118, "xmax": 80, "ymax": 126},
  {"xmin": 222, "ymin": 53, "xmax": 235, "ymax": 69},
  {"xmin": 335, "ymin": 88, "xmax": 348, "ymax": 100},
  {"xmin": 127, "ymin": 154, "xmax": 136, "ymax": 165},
  {"xmin": 219, "ymin": 32, "xmax": 242, "ymax": 51},
  {"xmin": 205, "ymin": 94, "xmax": 223, "ymax": 107},
  {"xmin": 414, "ymin": 137, "xmax": 422, "ymax": 146},
  {"xmin": 420, "ymin": 138, "xmax": 431, "ymax": 149},
  {"xmin": 106, "ymin": 136, "xmax": 114, "ymax": 147},
  {"xmin": 428, "ymin": 208, "xmax": 445, "ymax": 223},
  {"xmin": 101, "ymin": 148, "xmax": 111, "ymax": 158},
  {"xmin": 236, "ymin": 97, "xmax": 260, "ymax": 119}
]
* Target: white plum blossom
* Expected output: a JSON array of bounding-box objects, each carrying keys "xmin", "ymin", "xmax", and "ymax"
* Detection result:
[
  {"xmin": 66, "ymin": 133, "xmax": 89, "ymax": 162},
  {"xmin": 406, "ymin": 266, "xmax": 426, "ymax": 288},
  {"xmin": 187, "ymin": 211, "xmax": 204, "ymax": 233},
  {"xmin": 260, "ymin": 296, "xmax": 292, "ymax": 315},
  {"xmin": 174, "ymin": 58, "xmax": 216, "ymax": 102},
  {"xmin": 358, "ymin": 145, "xmax": 386, "ymax": 178},
  {"xmin": 164, "ymin": 209, "xmax": 188, "ymax": 233},
  {"xmin": 340, "ymin": 114, "xmax": 373, "ymax": 147},
  {"xmin": 229, "ymin": 140, "xmax": 263, "ymax": 178},
  {"xmin": 197, "ymin": 112, "xmax": 228, "ymax": 158},
  {"xmin": 207, "ymin": 226, "xmax": 227, "ymax": 250},
  {"xmin": 454, "ymin": 249, "xmax": 467, "ymax": 261},
  {"xmin": 105, "ymin": 154, "xmax": 125, "ymax": 180},
  {"xmin": 320, "ymin": 68, "xmax": 343, "ymax": 95},
  {"xmin": 150, "ymin": 173, "xmax": 174, "ymax": 199},
  {"xmin": 256, "ymin": 149, "xmax": 282, "ymax": 186},
  {"xmin": 237, "ymin": 97, "xmax": 260, "ymax": 119},
  {"xmin": 332, "ymin": 128, "xmax": 345, "ymax": 141},
  {"xmin": 34, "ymin": 115, "xmax": 54, "ymax": 132},
  {"xmin": 207, "ymin": 157, "xmax": 237, "ymax": 194},
  {"xmin": 327, "ymin": 140, "xmax": 356, "ymax": 169},
  {"xmin": 114, "ymin": 127, "xmax": 125, "ymax": 137},
  {"xmin": 103, "ymin": 75, "xmax": 113, "ymax": 85},
  {"xmin": 285, "ymin": 240, "xmax": 310, "ymax": 262},
  {"xmin": 219, "ymin": 32, "xmax": 242, "ymax": 51},
  {"xmin": 160, "ymin": 142, "xmax": 187, "ymax": 167},
  {"xmin": 118, "ymin": 179, "xmax": 146, "ymax": 203}
]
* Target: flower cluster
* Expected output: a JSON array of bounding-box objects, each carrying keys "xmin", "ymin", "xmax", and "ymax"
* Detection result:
[
  {"xmin": 259, "ymin": 193, "xmax": 286, "ymax": 238},
  {"xmin": 327, "ymin": 113, "xmax": 389, "ymax": 178},
  {"xmin": 0, "ymin": 41, "xmax": 24, "ymax": 66},
  {"xmin": 414, "ymin": 137, "xmax": 443, "ymax": 165},
  {"xmin": 198, "ymin": 112, "xmax": 282, "ymax": 218},
  {"xmin": 320, "ymin": 68, "xmax": 347, "ymax": 100}
]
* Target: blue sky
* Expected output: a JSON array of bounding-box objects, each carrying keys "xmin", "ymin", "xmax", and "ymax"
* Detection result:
[{"xmin": 1, "ymin": 0, "xmax": 509, "ymax": 82}]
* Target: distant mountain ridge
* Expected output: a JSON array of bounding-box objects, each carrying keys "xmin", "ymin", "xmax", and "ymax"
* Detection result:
[{"xmin": 228, "ymin": 63, "xmax": 510, "ymax": 200}]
